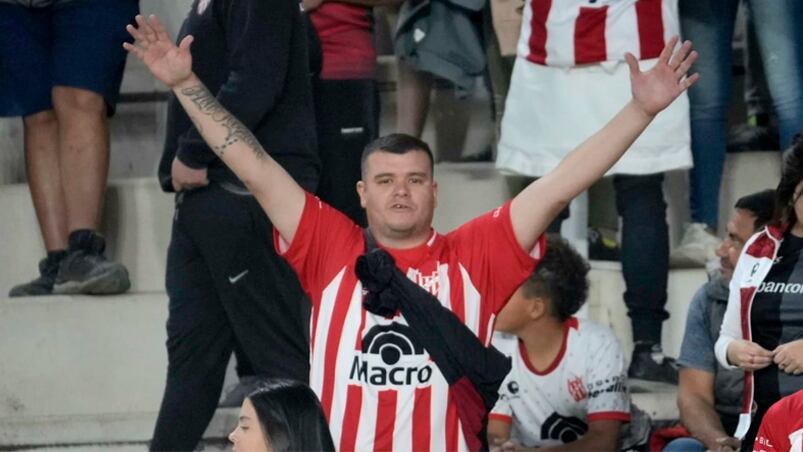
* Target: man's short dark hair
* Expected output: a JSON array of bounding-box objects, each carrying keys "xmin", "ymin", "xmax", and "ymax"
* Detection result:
[
  {"xmin": 520, "ymin": 235, "xmax": 590, "ymax": 322},
  {"xmin": 734, "ymin": 189, "xmax": 775, "ymax": 231},
  {"xmin": 360, "ymin": 133, "xmax": 435, "ymax": 177}
]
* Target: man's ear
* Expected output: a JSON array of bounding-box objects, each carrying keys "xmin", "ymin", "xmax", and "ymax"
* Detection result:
[
  {"xmin": 432, "ymin": 180, "xmax": 438, "ymax": 209},
  {"xmin": 356, "ymin": 180, "xmax": 367, "ymax": 208}
]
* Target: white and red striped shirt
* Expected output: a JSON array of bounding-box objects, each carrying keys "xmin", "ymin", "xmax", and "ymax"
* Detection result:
[
  {"xmin": 519, "ymin": 0, "xmax": 680, "ymax": 67},
  {"xmin": 275, "ymin": 193, "xmax": 543, "ymax": 451}
]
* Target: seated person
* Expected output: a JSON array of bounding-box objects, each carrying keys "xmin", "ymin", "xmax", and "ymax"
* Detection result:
[
  {"xmin": 665, "ymin": 189, "xmax": 775, "ymax": 452},
  {"xmin": 229, "ymin": 379, "xmax": 335, "ymax": 452},
  {"xmin": 754, "ymin": 388, "xmax": 803, "ymax": 452},
  {"xmin": 488, "ymin": 236, "xmax": 648, "ymax": 451}
]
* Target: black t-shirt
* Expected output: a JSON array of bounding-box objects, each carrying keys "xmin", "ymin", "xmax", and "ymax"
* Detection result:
[{"xmin": 746, "ymin": 232, "xmax": 803, "ymax": 448}]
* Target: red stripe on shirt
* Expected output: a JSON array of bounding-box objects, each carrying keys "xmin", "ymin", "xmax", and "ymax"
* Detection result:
[
  {"xmin": 527, "ymin": 0, "xmax": 552, "ymax": 65},
  {"xmin": 446, "ymin": 390, "xmax": 460, "ymax": 452},
  {"xmin": 339, "ymin": 385, "xmax": 363, "ymax": 452},
  {"xmin": 575, "ymin": 6, "xmax": 608, "ymax": 64},
  {"xmin": 321, "ymin": 271, "xmax": 359, "ymax": 420},
  {"xmin": 587, "ymin": 411, "xmax": 631, "ymax": 422},
  {"xmin": 413, "ymin": 387, "xmax": 432, "ymax": 451},
  {"xmin": 635, "ymin": 0, "xmax": 664, "ymax": 59},
  {"xmin": 740, "ymin": 286, "xmax": 757, "ymax": 414},
  {"xmin": 374, "ymin": 390, "xmax": 398, "ymax": 452},
  {"xmin": 448, "ymin": 264, "xmax": 466, "ymax": 324}
]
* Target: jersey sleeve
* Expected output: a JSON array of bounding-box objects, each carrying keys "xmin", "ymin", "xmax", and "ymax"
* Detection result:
[
  {"xmin": 273, "ymin": 192, "xmax": 363, "ymax": 307},
  {"xmin": 715, "ymin": 231, "xmax": 763, "ymax": 370},
  {"xmin": 754, "ymin": 400, "xmax": 787, "ymax": 452},
  {"xmin": 447, "ymin": 201, "xmax": 544, "ymax": 314},
  {"xmin": 489, "ymin": 380, "xmax": 513, "ymax": 424},
  {"xmin": 677, "ymin": 286, "xmax": 717, "ymax": 373},
  {"xmin": 585, "ymin": 327, "xmax": 630, "ymax": 423}
]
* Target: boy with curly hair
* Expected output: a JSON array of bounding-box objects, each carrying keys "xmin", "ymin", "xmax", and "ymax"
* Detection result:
[{"xmin": 488, "ymin": 236, "xmax": 646, "ymax": 451}]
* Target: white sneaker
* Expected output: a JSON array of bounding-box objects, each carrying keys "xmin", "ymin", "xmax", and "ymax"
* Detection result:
[{"xmin": 670, "ymin": 223, "xmax": 721, "ymax": 268}]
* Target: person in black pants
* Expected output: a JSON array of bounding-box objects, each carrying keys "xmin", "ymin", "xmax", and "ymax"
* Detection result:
[{"xmin": 147, "ymin": 1, "xmax": 319, "ymax": 450}]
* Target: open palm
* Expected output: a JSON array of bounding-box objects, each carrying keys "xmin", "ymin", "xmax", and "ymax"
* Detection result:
[
  {"xmin": 625, "ymin": 36, "xmax": 699, "ymax": 117},
  {"xmin": 123, "ymin": 15, "xmax": 193, "ymax": 88}
]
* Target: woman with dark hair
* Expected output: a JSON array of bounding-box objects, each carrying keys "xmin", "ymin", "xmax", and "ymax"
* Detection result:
[
  {"xmin": 715, "ymin": 134, "xmax": 803, "ymax": 450},
  {"xmin": 229, "ymin": 379, "xmax": 335, "ymax": 452}
]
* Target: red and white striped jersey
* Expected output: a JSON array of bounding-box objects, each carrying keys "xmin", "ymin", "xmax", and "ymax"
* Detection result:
[
  {"xmin": 518, "ymin": 0, "xmax": 680, "ymax": 67},
  {"xmin": 275, "ymin": 193, "xmax": 543, "ymax": 452}
]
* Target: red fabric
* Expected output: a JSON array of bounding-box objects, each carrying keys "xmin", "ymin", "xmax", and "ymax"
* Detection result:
[
  {"xmin": 649, "ymin": 424, "xmax": 691, "ymax": 451},
  {"xmin": 453, "ymin": 376, "xmax": 487, "ymax": 452},
  {"xmin": 586, "ymin": 411, "xmax": 631, "ymax": 422},
  {"xmin": 574, "ymin": 6, "xmax": 608, "ymax": 64},
  {"xmin": 309, "ymin": 4, "xmax": 375, "ymax": 79},
  {"xmin": 527, "ymin": 0, "xmax": 552, "ymax": 65},
  {"xmin": 755, "ymin": 389, "xmax": 803, "ymax": 452},
  {"xmin": 635, "ymin": 0, "xmax": 664, "ymax": 59}
]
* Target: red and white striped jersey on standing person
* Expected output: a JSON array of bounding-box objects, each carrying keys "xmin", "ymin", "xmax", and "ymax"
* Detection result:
[
  {"xmin": 518, "ymin": 0, "xmax": 680, "ymax": 67},
  {"xmin": 274, "ymin": 193, "xmax": 544, "ymax": 452}
]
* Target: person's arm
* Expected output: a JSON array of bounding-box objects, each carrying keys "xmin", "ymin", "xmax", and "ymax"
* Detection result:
[
  {"xmin": 175, "ymin": 0, "xmax": 295, "ymax": 169},
  {"xmin": 487, "ymin": 418, "xmax": 512, "ymax": 452},
  {"xmin": 509, "ymin": 37, "xmax": 698, "ymax": 251},
  {"xmin": 125, "ymin": 15, "xmax": 305, "ymax": 243},
  {"xmin": 715, "ymin": 233, "xmax": 774, "ymax": 370},
  {"xmin": 539, "ymin": 420, "xmax": 621, "ymax": 452},
  {"xmin": 678, "ymin": 369, "xmax": 740, "ymax": 451}
]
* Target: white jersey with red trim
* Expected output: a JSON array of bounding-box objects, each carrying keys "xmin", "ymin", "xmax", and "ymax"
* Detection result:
[
  {"xmin": 275, "ymin": 193, "xmax": 544, "ymax": 452},
  {"xmin": 519, "ymin": 0, "xmax": 680, "ymax": 67},
  {"xmin": 490, "ymin": 318, "xmax": 630, "ymax": 447}
]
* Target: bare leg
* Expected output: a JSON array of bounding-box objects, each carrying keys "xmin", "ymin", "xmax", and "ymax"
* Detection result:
[
  {"xmin": 396, "ymin": 59, "xmax": 433, "ymax": 138},
  {"xmin": 23, "ymin": 110, "xmax": 69, "ymax": 251},
  {"xmin": 51, "ymin": 86, "xmax": 109, "ymax": 232}
]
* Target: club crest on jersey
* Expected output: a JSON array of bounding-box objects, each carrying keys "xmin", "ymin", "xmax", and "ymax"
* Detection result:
[
  {"xmin": 567, "ymin": 376, "xmax": 587, "ymax": 402},
  {"xmin": 409, "ymin": 268, "xmax": 441, "ymax": 296},
  {"xmin": 349, "ymin": 323, "xmax": 433, "ymax": 387}
]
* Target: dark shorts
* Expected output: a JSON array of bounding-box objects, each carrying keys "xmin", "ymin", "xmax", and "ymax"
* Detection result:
[{"xmin": 0, "ymin": 0, "xmax": 139, "ymax": 117}]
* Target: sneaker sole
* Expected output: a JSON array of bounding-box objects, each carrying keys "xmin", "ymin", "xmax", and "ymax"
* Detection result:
[{"xmin": 53, "ymin": 267, "xmax": 131, "ymax": 295}]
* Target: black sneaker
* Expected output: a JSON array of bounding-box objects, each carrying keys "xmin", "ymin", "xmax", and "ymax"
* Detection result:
[
  {"xmin": 588, "ymin": 227, "xmax": 620, "ymax": 261},
  {"xmin": 8, "ymin": 251, "xmax": 67, "ymax": 297},
  {"xmin": 52, "ymin": 230, "xmax": 131, "ymax": 295},
  {"xmin": 727, "ymin": 123, "xmax": 779, "ymax": 153},
  {"xmin": 628, "ymin": 344, "xmax": 678, "ymax": 389}
]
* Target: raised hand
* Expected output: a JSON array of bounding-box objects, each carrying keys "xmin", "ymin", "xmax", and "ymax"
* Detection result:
[
  {"xmin": 624, "ymin": 36, "xmax": 699, "ymax": 117},
  {"xmin": 123, "ymin": 14, "xmax": 194, "ymax": 88}
]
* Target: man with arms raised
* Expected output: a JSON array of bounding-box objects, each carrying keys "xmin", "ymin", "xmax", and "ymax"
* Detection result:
[{"xmin": 124, "ymin": 16, "xmax": 698, "ymax": 451}]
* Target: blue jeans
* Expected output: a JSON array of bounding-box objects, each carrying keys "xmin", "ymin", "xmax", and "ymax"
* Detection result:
[
  {"xmin": 680, "ymin": 0, "xmax": 803, "ymax": 227},
  {"xmin": 664, "ymin": 437, "xmax": 707, "ymax": 452}
]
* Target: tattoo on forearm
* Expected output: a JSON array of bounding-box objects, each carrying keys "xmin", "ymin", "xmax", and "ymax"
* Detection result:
[{"xmin": 179, "ymin": 85, "xmax": 267, "ymax": 160}]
